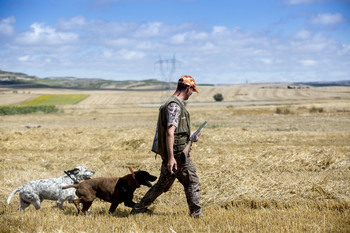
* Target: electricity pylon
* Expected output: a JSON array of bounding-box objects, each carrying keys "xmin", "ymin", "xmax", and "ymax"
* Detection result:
[{"xmin": 155, "ymin": 53, "xmax": 179, "ymax": 90}]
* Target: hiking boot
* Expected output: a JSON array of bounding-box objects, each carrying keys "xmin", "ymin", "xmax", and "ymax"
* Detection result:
[
  {"xmin": 191, "ymin": 213, "xmax": 204, "ymax": 218},
  {"xmin": 190, "ymin": 209, "xmax": 204, "ymax": 218}
]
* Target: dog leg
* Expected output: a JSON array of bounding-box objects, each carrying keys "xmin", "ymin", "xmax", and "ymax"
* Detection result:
[
  {"xmin": 56, "ymin": 200, "xmax": 64, "ymax": 209},
  {"xmin": 73, "ymin": 199, "xmax": 82, "ymax": 213},
  {"xmin": 19, "ymin": 199, "xmax": 30, "ymax": 211},
  {"xmin": 26, "ymin": 195, "xmax": 42, "ymax": 210},
  {"xmin": 124, "ymin": 199, "xmax": 136, "ymax": 208},
  {"xmin": 32, "ymin": 196, "xmax": 41, "ymax": 210},
  {"xmin": 19, "ymin": 192, "xmax": 41, "ymax": 210},
  {"xmin": 108, "ymin": 202, "xmax": 120, "ymax": 214},
  {"xmin": 81, "ymin": 201, "xmax": 92, "ymax": 213}
]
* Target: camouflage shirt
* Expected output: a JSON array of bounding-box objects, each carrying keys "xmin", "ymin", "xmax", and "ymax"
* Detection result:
[{"xmin": 166, "ymin": 102, "xmax": 181, "ymax": 128}]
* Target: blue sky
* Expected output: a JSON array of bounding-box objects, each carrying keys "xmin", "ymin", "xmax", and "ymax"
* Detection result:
[{"xmin": 1, "ymin": 0, "xmax": 349, "ymax": 84}]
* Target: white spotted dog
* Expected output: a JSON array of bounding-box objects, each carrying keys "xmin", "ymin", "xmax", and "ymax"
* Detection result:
[{"xmin": 7, "ymin": 166, "xmax": 94, "ymax": 211}]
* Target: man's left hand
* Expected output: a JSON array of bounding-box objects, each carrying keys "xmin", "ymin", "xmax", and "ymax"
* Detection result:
[{"xmin": 191, "ymin": 131, "xmax": 200, "ymax": 142}]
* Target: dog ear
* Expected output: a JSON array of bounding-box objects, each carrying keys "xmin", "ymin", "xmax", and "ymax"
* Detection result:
[
  {"xmin": 148, "ymin": 174, "xmax": 157, "ymax": 182},
  {"xmin": 65, "ymin": 168, "xmax": 79, "ymax": 174},
  {"xmin": 72, "ymin": 168, "xmax": 80, "ymax": 174},
  {"xmin": 65, "ymin": 169, "xmax": 73, "ymax": 174}
]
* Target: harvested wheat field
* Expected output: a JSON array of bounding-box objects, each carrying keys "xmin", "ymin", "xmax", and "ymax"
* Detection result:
[{"xmin": 0, "ymin": 84, "xmax": 350, "ymax": 232}]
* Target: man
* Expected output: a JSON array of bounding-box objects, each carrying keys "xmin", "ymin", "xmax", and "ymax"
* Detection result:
[{"xmin": 130, "ymin": 75, "xmax": 203, "ymax": 217}]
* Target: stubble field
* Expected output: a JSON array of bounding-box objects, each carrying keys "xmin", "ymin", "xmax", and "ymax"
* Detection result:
[{"xmin": 0, "ymin": 85, "xmax": 350, "ymax": 232}]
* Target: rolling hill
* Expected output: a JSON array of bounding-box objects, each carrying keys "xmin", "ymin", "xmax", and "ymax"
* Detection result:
[
  {"xmin": 1, "ymin": 69, "xmax": 349, "ymax": 90},
  {"xmin": 0, "ymin": 70, "xmax": 171, "ymax": 90}
]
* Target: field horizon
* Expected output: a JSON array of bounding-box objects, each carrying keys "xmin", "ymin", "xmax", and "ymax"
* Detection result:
[{"xmin": 1, "ymin": 85, "xmax": 349, "ymax": 232}]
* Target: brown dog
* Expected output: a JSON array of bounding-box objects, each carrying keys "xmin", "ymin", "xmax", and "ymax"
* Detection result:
[{"xmin": 62, "ymin": 170, "xmax": 157, "ymax": 213}]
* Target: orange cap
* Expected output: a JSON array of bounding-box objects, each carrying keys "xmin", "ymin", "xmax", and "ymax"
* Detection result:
[{"xmin": 178, "ymin": 75, "xmax": 198, "ymax": 93}]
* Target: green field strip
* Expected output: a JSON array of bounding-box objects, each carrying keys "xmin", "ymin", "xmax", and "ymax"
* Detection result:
[{"xmin": 20, "ymin": 94, "xmax": 90, "ymax": 106}]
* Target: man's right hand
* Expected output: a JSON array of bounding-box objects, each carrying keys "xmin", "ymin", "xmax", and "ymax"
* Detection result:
[{"xmin": 167, "ymin": 156, "xmax": 177, "ymax": 175}]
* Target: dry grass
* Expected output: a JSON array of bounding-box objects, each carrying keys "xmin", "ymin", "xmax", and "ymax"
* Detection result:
[{"xmin": 0, "ymin": 86, "xmax": 350, "ymax": 232}]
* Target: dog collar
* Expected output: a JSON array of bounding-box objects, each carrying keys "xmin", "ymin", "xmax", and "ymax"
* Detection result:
[
  {"xmin": 64, "ymin": 171, "xmax": 79, "ymax": 184},
  {"xmin": 129, "ymin": 167, "xmax": 140, "ymax": 187}
]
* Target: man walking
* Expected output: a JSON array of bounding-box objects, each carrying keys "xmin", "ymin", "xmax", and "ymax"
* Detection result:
[{"xmin": 131, "ymin": 75, "xmax": 203, "ymax": 217}]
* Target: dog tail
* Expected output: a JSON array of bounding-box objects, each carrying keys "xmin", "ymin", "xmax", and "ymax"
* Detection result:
[
  {"xmin": 7, "ymin": 187, "xmax": 21, "ymax": 204},
  {"xmin": 62, "ymin": 184, "xmax": 78, "ymax": 190}
]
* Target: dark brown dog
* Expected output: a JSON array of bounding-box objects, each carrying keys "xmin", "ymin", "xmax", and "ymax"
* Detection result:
[{"xmin": 62, "ymin": 170, "xmax": 157, "ymax": 213}]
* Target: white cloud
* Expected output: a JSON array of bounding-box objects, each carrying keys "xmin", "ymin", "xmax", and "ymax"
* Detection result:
[
  {"xmin": 294, "ymin": 30, "xmax": 311, "ymax": 40},
  {"xmin": 103, "ymin": 49, "xmax": 114, "ymax": 58},
  {"xmin": 0, "ymin": 17, "xmax": 16, "ymax": 36},
  {"xmin": 169, "ymin": 31, "xmax": 208, "ymax": 45},
  {"xmin": 15, "ymin": 23, "xmax": 79, "ymax": 45},
  {"xmin": 56, "ymin": 17, "xmax": 195, "ymax": 40},
  {"xmin": 117, "ymin": 49, "xmax": 145, "ymax": 60},
  {"xmin": 299, "ymin": 59, "xmax": 317, "ymax": 66},
  {"xmin": 288, "ymin": 33, "xmax": 335, "ymax": 54},
  {"xmin": 57, "ymin": 16, "xmax": 87, "ymax": 30},
  {"xmin": 290, "ymin": 40, "xmax": 327, "ymax": 53},
  {"xmin": 170, "ymin": 33, "xmax": 186, "ymax": 44},
  {"xmin": 133, "ymin": 22, "xmax": 163, "ymax": 38},
  {"xmin": 2, "ymin": 15, "xmax": 350, "ymax": 83},
  {"xmin": 192, "ymin": 31, "xmax": 208, "ymax": 40},
  {"xmin": 135, "ymin": 41, "xmax": 156, "ymax": 50},
  {"xmin": 259, "ymin": 58, "xmax": 273, "ymax": 64},
  {"xmin": 212, "ymin": 26, "xmax": 228, "ymax": 34},
  {"xmin": 105, "ymin": 38, "xmax": 131, "ymax": 47},
  {"xmin": 309, "ymin": 13, "xmax": 344, "ymax": 26},
  {"xmin": 201, "ymin": 42, "xmax": 216, "ymax": 51},
  {"xmin": 338, "ymin": 44, "xmax": 350, "ymax": 56},
  {"xmin": 18, "ymin": 55, "xmax": 31, "ymax": 62}
]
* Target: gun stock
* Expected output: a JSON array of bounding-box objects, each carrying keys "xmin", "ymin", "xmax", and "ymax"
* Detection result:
[{"xmin": 181, "ymin": 141, "xmax": 192, "ymax": 160}]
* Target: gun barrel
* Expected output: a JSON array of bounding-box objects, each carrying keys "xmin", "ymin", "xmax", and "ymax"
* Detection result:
[{"xmin": 190, "ymin": 121, "xmax": 207, "ymax": 141}]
